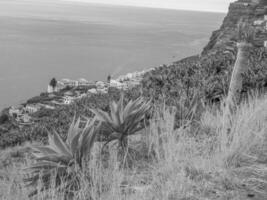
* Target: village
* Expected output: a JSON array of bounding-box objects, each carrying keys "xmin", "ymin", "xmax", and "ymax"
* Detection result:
[
  {"xmin": 7, "ymin": 69, "xmax": 152, "ymax": 125},
  {"xmin": 7, "ymin": 0, "xmax": 267, "ymax": 126}
]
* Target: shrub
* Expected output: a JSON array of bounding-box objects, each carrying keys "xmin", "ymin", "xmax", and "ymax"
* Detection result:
[
  {"xmin": 91, "ymin": 95, "xmax": 151, "ymax": 151},
  {"xmin": 0, "ymin": 113, "xmax": 9, "ymax": 125},
  {"xmin": 24, "ymin": 117, "xmax": 99, "ymax": 197}
]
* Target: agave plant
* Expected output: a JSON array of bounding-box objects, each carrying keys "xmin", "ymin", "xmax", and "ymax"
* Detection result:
[
  {"xmin": 90, "ymin": 95, "xmax": 151, "ymax": 151},
  {"xmin": 24, "ymin": 117, "xmax": 99, "ymax": 196}
]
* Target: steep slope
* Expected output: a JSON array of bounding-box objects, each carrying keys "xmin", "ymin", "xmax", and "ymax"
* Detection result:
[
  {"xmin": 142, "ymin": 0, "xmax": 267, "ymax": 104},
  {"xmin": 1, "ymin": 0, "xmax": 267, "ymax": 148}
]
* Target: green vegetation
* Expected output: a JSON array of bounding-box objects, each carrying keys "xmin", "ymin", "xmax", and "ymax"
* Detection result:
[
  {"xmin": 91, "ymin": 95, "xmax": 151, "ymax": 151},
  {"xmin": 1, "ymin": 96, "xmax": 267, "ymax": 199},
  {"xmin": 24, "ymin": 117, "xmax": 99, "ymax": 197},
  {"xmin": 223, "ymin": 22, "xmax": 255, "ymax": 135},
  {"xmin": 49, "ymin": 78, "xmax": 57, "ymax": 89},
  {"xmin": 1, "ymin": 3, "xmax": 267, "ymax": 199}
]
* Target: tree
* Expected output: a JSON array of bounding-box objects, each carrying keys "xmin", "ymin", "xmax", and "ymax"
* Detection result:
[
  {"xmin": 0, "ymin": 113, "xmax": 9, "ymax": 124},
  {"xmin": 107, "ymin": 74, "xmax": 111, "ymax": 83},
  {"xmin": 49, "ymin": 78, "xmax": 57, "ymax": 89}
]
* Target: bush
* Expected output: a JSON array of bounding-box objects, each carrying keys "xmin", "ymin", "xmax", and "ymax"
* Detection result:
[{"xmin": 0, "ymin": 113, "xmax": 9, "ymax": 125}]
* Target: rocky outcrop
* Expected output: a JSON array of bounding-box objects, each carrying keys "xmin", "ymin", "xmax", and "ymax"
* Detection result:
[{"xmin": 203, "ymin": 0, "xmax": 267, "ymax": 53}]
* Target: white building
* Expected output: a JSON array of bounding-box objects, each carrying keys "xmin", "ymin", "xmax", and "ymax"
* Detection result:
[
  {"xmin": 253, "ymin": 19, "xmax": 264, "ymax": 26},
  {"xmin": 264, "ymin": 41, "xmax": 267, "ymax": 48},
  {"xmin": 125, "ymin": 73, "xmax": 134, "ymax": 79},
  {"xmin": 47, "ymin": 80, "xmax": 66, "ymax": 93},
  {"xmin": 97, "ymin": 88, "xmax": 108, "ymax": 94},
  {"xmin": 78, "ymin": 78, "xmax": 91, "ymax": 86},
  {"xmin": 96, "ymin": 81, "xmax": 106, "ymax": 89},
  {"xmin": 19, "ymin": 114, "xmax": 31, "ymax": 123},
  {"xmin": 76, "ymin": 93, "xmax": 87, "ymax": 99},
  {"xmin": 47, "ymin": 85, "xmax": 54, "ymax": 93},
  {"xmin": 38, "ymin": 104, "xmax": 55, "ymax": 110},
  {"xmin": 61, "ymin": 79, "xmax": 79, "ymax": 87},
  {"xmin": 56, "ymin": 81, "xmax": 65, "ymax": 90},
  {"xmin": 110, "ymin": 79, "xmax": 123, "ymax": 88},
  {"xmin": 64, "ymin": 91, "xmax": 74, "ymax": 96},
  {"xmin": 63, "ymin": 96, "xmax": 75, "ymax": 105},
  {"xmin": 252, "ymin": 0, "xmax": 260, "ymax": 4},
  {"xmin": 25, "ymin": 104, "xmax": 41, "ymax": 113},
  {"xmin": 88, "ymin": 88, "xmax": 98, "ymax": 94},
  {"xmin": 9, "ymin": 105, "xmax": 23, "ymax": 117}
]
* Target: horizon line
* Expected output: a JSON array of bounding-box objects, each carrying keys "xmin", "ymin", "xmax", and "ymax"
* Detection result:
[{"xmin": 60, "ymin": 0, "xmax": 228, "ymax": 14}]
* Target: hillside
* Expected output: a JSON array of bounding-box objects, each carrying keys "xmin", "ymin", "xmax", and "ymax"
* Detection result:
[
  {"xmin": 1, "ymin": 0, "xmax": 267, "ymax": 148},
  {"xmin": 1, "ymin": 1, "xmax": 267, "ymax": 200},
  {"xmin": 142, "ymin": 0, "xmax": 267, "ymax": 104}
]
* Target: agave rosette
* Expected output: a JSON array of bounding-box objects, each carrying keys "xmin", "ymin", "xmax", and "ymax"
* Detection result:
[
  {"xmin": 90, "ymin": 96, "xmax": 151, "ymax": 146},
  {"xmin": 24, "ymin": 117, "xmax": 99, "ymax": 195}
]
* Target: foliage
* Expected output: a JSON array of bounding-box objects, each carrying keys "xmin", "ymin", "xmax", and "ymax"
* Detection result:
[
  {"xmin": 237, "ymin": 21, "xmax": 255, "ymax": 43},
  {"xmin": 24, "ymin": 117, "xmax": 99, "ymax": 196},
  {"xmin": 91, "ymin": 95, "xmax": 151, "ymax": 150},
  {"xmin": 49, "ymin": 78, "xmax": 57, "ymax": 89},
  {"xmin": 0, "ymin": 113, "xmax": 9, "ymax": 125},
  {"xmin": 142, "ymin": 58, "xmax": 203, "ymax": 104},
  {"xmin": 26, "ymin": 95, "xmax": 61, "ymax": 104},
  {"xmin": 1, "ymin": 96, "xmax": 267, "ymax": 199}
]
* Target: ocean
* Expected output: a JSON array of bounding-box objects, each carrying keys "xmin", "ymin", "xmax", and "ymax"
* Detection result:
[{"xmin": 0, "ymin": 0, "xmax": 225, "ymax": 110}]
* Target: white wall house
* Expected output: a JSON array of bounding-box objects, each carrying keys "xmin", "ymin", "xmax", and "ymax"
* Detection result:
[
  {"xmin": 110, "ymin": 79, "xmax": 122, "ymax": 88},
  {"xmin": 97, "ymin": 88, "xmax": 108, "ymax": 94},
  {"xmin": 78, "ymin": 78, "xmax": 93, "ymax": 86},
  {"xmin": 96, "ymin": 81, "xmax": 106, "ymax": 89},
  {"xmin": 88, "ymin": 88, "xmax": 98, "ymax": 94},
  {"xmin": 253, "ymin": 19, "xmax": 264, "ymax": 25},
  {"xmin": 19, "ymin": 114, "xmax": 31, "ymax": 123},
  {"xmin": 251, "ymin": 0, "xmax": 260, "ymax": 4},
  {"xmin": 56, "ymin": 81, "xmax": 65, "ymax": 90},
  {"xmin": 76, "ymin": 93, "xmax": 87, "ymax": 99},
  {"xmin": 63, "ymin": 96, "xmax": 74, "ymax": 105},
  {"xmin": 61, "ymin": 79, "xmax": 79, "ymax": 87},
  {"xmin": 47, "ymin": 80, "xmax": 66, "ymax": 94},
  {"xmin": 47, "ymin": 85, "xmax": 54, "ymax": 93},
  {"xmin": 25, "ymin": 104, "xmax": 41, "ymax": 113},
  {"xmin": 9, "ymin": 106, "xmax": 23, "ymax": 117},
  {"xmin": 38, "ymin": 104, "xmax": 55, "ymax": 110}
]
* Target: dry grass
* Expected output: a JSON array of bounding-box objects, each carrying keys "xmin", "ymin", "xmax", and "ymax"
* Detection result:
[{"xmin": 1, "ymin": 95, "xmax": 267, "ymax": 200}]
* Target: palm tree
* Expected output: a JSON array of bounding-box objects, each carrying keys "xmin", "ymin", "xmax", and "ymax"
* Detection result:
[
  {"xmin": 90, "ymin": 95, "xmax": 151, "ymax": 152},
  {"xmin": 49, "ymin": 78, "xmax": 57, "ymax": 89},
  {"xmin": 24, "ymin": 117, "xmax": 99, "ymax": 196}
]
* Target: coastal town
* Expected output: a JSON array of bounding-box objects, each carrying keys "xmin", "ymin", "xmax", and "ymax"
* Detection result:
[
  {"xmin": 5, "ymin": 0, "xmax": 267, "ymax": 126},
  {"xmin": 6, "ymin": 69, "xmax": 153, "ymax": 126}
]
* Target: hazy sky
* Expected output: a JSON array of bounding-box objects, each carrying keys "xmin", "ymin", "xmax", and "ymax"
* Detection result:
[{"xmin": 64, "ymin": 0, "xmax": 235, "ymax": 13}]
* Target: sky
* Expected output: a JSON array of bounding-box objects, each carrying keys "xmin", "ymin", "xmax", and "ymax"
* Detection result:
[{"xmin": 64, "ymin": 0, "xmax": 235, "ymax": 13}]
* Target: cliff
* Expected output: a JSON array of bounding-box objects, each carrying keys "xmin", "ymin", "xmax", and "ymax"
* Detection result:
[
  {"xmin": 201, "ymin": 0, "xmax": 267, "ymax": 98},
  {"xmin": 142, "ymin": 0, "xmax": 267, "ymax": 104},
  {"xmin": 203, "ymin": 0, "xmax": 267, "ymax": 53}
]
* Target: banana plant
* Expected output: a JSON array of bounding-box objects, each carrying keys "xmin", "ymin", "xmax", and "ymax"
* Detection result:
[
  {"xmin": 24, "ymin": 117, "xmax": 99, "ymax": 196},
  {"xmin": 90, "ymin": 95, "xmax": 151, "ymax": 151}
]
